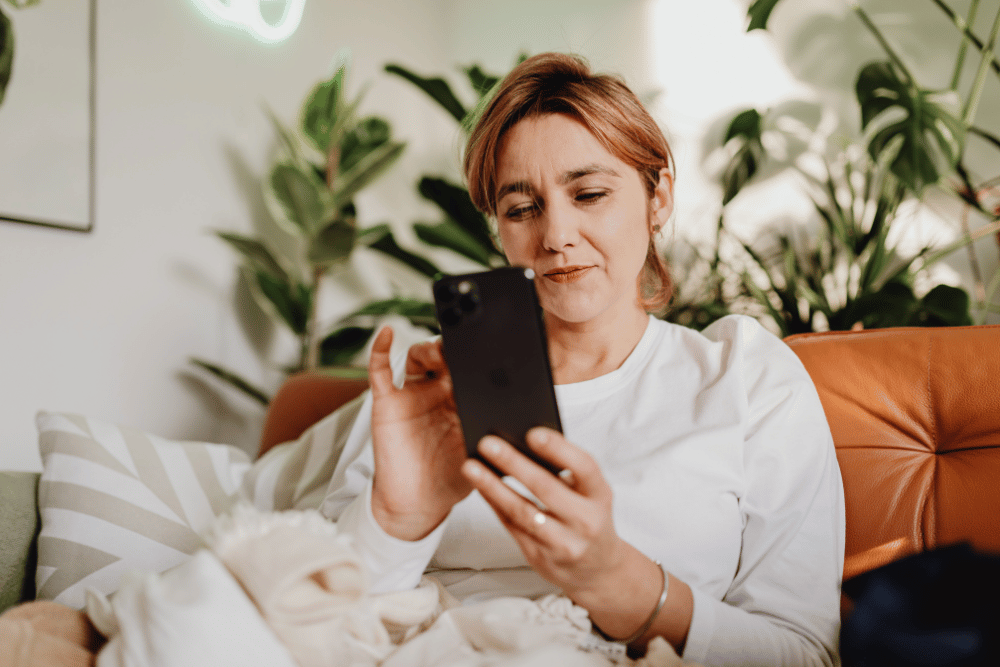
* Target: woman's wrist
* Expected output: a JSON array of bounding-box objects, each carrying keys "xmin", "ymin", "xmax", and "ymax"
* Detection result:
[
  {"xmin": 370, "ymin": 484, "xmax": 448, "ymax": 542},
  {"xmin": 577, "ymin": 546, "xmax": 693, "ymax": 654}
]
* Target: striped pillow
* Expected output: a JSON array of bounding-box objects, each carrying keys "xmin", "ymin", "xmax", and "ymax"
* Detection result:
[{"xmin": 34, "ymin": 411, "xmax": 251, "ymax": 609}]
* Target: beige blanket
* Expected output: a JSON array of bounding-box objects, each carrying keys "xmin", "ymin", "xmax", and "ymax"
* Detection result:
[{"xmin": 86, "ymin": 505, "xmax": 699, "ymax": 667}]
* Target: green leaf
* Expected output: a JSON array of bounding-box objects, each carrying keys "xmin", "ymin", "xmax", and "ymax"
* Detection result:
[
  {"xmin": 340, "ymin": 116, "xmax": 391, "ymax": 174},
  {"xmin": 845, "ymin": 280, "xmax": 918, "ymax": 329},
  {"xmin": 189, "ymin": 358, "xmax": 271, "ymax": 406},
  {"xmin": 308, "ymin": 218, "xmax": 356, "ymax": 267},
  {"xmin": 346, "ymin": 297, "xmax": 439, "ymax": 331},
  {"xmin": 856, "ymin": 61, "xmax": 966, "ymax": 194},
  {"xmin": 264, "ymin": 107, "xmax": 307, "ymax": 169},
  {"xmin": 913, "ymin": 284, "xmax": 972, "ymax": 326},
  {"xmin": 418, "ymin": 177, "xmax": 497, "ymax": 252},
  {"xmin": 464, "ymin": 64, "xmax": 500, "ymax": 99},
  {"xmin": 746, "ymin": 0, "xmax": 783, "ymax": 31},
  {"xmin": 270, "ymin": 162, "xmax": 332, "ymax": 236},
  {"xmin": 254, "ymin": 270, "xmax": 311, "ymax": 335},
  {"xmin": 330, "ymin": 141, "xmax": 405, "ymax": 211},
  {"xmin": 415, "ymin": 220, "xmax": 495, "ymax": 267},
  {"xmin": 0, "ymin": 5, "xmax": 13, "ymax": 106},
  {"xmin": 721, "ymin": 109, "xmax": 764, "ymax": 205},
  {"xmin": 320, "ymin": 326, "xmax": 374, "ymax": 366},
  {"xmin": 301, "ymin": 65, "xmax": 346, "ymax": 153},
  {"xmin": 216, "ymin": 231, "xmax": 289, "ymax": 283},
  {"xmin": 360, "ymin": 223, "xmax": 443, "ymax": 278},
  {"xmin": 385, "ymin": 63, "xmax": 467, "ymax": 123}
]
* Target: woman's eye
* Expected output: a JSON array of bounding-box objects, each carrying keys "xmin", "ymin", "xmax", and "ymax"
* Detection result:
[
  {"xmin": 576, "ymin": 190, "xmax": 608, "ymax": 204},
  {"xmin": 505, "ymin": 204, "xmax": 536, "ymax": 220}
]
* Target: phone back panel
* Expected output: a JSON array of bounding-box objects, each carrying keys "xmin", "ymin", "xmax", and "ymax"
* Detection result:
[{"xmin": 433, "ymin": 267, "xmax": 562, "ymax": 474}]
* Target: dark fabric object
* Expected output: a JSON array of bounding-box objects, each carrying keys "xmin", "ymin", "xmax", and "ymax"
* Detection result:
[{"xmin": 841, "ymin": 543, "xmax": 1000, "ymax": 666}]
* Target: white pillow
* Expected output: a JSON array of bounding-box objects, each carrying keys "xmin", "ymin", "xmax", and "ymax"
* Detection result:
[{"xmin": 34, "ymin": 411, "xmax": 251, "ymax": 609}]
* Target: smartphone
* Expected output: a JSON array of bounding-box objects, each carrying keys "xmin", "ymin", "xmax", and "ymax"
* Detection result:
[{"xmin": 432, "ymin": 267, "xmax": 563, "ymax": 476}]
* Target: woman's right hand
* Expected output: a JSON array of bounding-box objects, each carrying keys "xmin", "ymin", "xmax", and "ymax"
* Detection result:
[{"xmin": 367, "ymin": 326, "xmax": 471, "ymax": 541}]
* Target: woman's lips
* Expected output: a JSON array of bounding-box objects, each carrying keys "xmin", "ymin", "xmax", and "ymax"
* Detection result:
[{"xmin": 544, "ymin": 266, "xmax": 593, "ymax": 283}]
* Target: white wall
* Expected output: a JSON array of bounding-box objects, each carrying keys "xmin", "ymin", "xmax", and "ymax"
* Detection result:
[
  {"xmin": 0, "ymin": 0, "xmax": 457, "ymax": 470},
  {"xmin": 2, "ymin": 0, "xmax": 995, "ymax": 471}
]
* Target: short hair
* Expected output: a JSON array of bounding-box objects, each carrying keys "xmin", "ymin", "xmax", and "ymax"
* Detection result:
[{"xmin": 463, "ymin": 52, "xmax": 674, "ymax": 313}]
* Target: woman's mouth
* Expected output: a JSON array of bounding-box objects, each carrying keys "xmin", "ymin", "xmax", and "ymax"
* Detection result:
[{"xmin": 544, "ymin": 266, "xmax": 593, "ymax": 283}]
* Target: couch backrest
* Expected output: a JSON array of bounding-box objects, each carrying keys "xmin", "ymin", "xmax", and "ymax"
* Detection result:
[
  {"xmin": 260, "ymin": 326, "xmax": 1000, "ymax": 583},
  {"xmin": 785, "ymin": 325, "xmax": 1000, "ymax": 580}
]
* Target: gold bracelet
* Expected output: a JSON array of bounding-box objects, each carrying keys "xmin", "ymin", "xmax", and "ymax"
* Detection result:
[{"xmin": 598, "ymin": 559, "xmax": 669, "ymax": 645}]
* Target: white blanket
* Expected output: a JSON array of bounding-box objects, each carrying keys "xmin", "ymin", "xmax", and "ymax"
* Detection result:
[{"xmin": 86, "ymin": 505, "xmax": 698, "ymax": 667}]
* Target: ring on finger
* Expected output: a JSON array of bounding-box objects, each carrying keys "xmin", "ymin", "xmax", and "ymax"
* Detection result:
[{"xmin": 533, "ymin": 511, "xmax": 547, "ymax": 526}]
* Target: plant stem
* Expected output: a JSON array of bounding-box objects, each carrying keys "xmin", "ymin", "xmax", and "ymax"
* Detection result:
[
  {"xmin": 960, "ymin": 204, "xmax": 986, "ymax": 302},
  {"xmin": 304, "ymin": 266, "xmax": 325, "ymax": 370},
  {"xmin": 931, "ymin": 0, "xmax": 1000, "ymax": 79},
  {"xmin": 919, "ymin": 218, "xmax": 1000, "ymax": 269},
  {"xmin": 962, "ymin": 4, "xmax": 1000, "ymax": 125},
  {"xmin": 949, "ymin": 0, "xmax": 980, "ymax": 90},
  {"xmin": 852, "ymin": 2, "xmax": 915, "ymax": 85}
]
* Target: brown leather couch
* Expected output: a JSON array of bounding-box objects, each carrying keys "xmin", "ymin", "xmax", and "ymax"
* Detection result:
[
  {"xmin": 4, "ymin": 324, "xmax": 998, "ymax": 665},
  {"xmin": 264, "ymin": 326, "xmax": 1000, "ymax": 588}
]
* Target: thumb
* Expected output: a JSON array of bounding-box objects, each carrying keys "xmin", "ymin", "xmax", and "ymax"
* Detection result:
[{"xmin": 368, "ymin": 326, "xmax": 395, "ymax": 397}]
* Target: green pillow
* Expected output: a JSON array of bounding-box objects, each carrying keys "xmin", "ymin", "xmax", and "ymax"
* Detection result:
[{"xmin": 0, "ymin": 472, "xmax": 40, "ymax": 614}]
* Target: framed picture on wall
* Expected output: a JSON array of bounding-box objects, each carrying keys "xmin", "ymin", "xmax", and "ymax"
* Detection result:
[{"xmin": 0, "ymin": 0, "xmax": 96, "ymax": 233}]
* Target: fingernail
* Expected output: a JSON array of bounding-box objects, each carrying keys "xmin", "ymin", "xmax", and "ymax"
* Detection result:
[
  {"xmin": 530, "ymin": 428, "xmax": 550, "ymax": 445},
  {"xmin": 481, "ymin": 437, "xmax": 502, "ymax": 456},
  {"xmin": 464, "ymin": 461, "xmax": 482, "ymax": 479}
]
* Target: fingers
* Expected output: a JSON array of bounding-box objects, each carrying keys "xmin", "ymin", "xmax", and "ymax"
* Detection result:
[
  {"xmin": 368, "ymin": 326, "xmax": 396, "ymax": 397},
  {"xmin": 524, "ymin": 428, "xmax": 607, "ymax": 499},
  {"xmin": 461, "ymin": 456, "xmax": 574, "ymax": 549},
  {"xmin": 406, "ymin": 338, "xmax": 448, "ymax": 378}
]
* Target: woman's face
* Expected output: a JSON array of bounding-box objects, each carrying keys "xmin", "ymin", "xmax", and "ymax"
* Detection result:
[{"xmin": 494, "ymin": 113, "xmax": 672, "ymax": 328}]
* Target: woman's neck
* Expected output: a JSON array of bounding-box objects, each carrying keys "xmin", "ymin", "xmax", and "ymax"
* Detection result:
[{"xmin": 546, "ymin": 306, "xmax": 650, "ymax": 385}]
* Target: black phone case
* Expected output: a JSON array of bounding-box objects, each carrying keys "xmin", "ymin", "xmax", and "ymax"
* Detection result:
[{"xmin": 433, "ymin": 267, "xmax": 563, "ymax": 475}]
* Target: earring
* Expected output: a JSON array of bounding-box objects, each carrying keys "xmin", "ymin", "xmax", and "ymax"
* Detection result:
[{"xmin": 652, "ymin": 224, "xmax": 661, "ymax": 233}]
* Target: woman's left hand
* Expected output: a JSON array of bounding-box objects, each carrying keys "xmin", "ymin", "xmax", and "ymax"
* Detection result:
[{"xmin": 460, "ymin": 427, "xmax": 629, "ymax": 602}]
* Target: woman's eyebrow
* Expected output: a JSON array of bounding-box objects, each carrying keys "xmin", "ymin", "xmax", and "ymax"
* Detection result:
[
  {"xmin": 560, "ymin": 164, "xmax": 622, "ymax": 184},
  {"xmin": 497, "ymin": 164, "xmax": 621, "ymax": 201},
  {"xmin": 496, "ymin": 180, "xmax": 533, "ymax": 201}
]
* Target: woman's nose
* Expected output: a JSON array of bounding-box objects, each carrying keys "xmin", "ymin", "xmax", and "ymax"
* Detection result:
[{"xmin": 540, "ymin": 200, "xmax": 580, "ymax": 252}]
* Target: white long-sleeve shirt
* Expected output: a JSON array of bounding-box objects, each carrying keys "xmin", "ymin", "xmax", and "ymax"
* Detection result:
[{"xmin": 319, "ymin": 314, "xmax": 846, "ymax": 666}]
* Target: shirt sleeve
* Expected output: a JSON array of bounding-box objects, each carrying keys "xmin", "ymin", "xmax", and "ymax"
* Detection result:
[
  {"xmin": 318, "ymin": 348, "xmax": 447, "ymax": 595},
  {"xmin": 683, "ymin": 316, "xmax": 846, "ymax": 667}
]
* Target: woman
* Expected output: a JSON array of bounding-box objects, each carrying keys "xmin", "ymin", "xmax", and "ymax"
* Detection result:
[{"xmin": 320, "ymin": 53, "xmax": 845, "ymax": 666}]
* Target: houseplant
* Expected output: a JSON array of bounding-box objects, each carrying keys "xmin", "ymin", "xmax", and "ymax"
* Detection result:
[
  {"xmin": 193, "ymin": 59, "xmax": 512, "ymax": 405},
  {"xmin": 692, "ymin": 0, "xmax": 1000, "ymax": 335}
]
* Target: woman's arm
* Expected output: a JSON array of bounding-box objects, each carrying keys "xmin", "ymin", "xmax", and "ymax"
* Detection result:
[{"xmin": 320, "ymin": 327, "xmax": 473, "ymax": 594}]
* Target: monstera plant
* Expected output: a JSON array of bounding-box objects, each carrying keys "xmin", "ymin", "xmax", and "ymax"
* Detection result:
[{"xmin": 698, "ymin": 0, "xmax": 1000, "ymax": 335}]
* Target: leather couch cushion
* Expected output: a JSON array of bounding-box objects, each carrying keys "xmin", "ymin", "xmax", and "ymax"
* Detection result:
[{"xmin": 785, "ymin": 325, "xmax": 1000, "ymax": 579}]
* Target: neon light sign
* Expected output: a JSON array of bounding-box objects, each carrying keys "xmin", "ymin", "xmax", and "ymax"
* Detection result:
[{"xmin": 189, "ymin": 0, "xmax": 306, "ymax": 44}]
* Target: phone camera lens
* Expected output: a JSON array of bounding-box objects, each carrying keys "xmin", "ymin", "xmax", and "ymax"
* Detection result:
[
  {"xmin": 441, "ymin": 306, "xmax": 462, "ymax": 327},
  {"xmin": 459, "ymin": 293, "xmax": 479, "ymax": 312},
  {"xmin": 435, "ymin": 282, "xmax": 459, "ymax": 303}
]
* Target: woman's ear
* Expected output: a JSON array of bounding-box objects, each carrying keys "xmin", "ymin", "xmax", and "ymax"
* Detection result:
[{"xmin": 651, "ymin": 167, "xmax": 674, "ymax": 228}]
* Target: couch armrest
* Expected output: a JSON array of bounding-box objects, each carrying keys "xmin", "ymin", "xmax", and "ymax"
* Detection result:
[
  {"xmin": 0, "ymin": 472, "xmax": 40, "ymax": 613},
  {"xmin": 258, "ymin": 372, "xmax": 369, "ymax": 458}
]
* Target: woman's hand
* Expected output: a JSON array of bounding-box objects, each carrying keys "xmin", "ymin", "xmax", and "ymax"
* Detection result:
[
  {"xmin": 459, "ymin": 427, "xmax": 629, "ymax": 600},
  {"xmin": 368, "ymin": 327, "xmax": 471, "ymax": 541}
]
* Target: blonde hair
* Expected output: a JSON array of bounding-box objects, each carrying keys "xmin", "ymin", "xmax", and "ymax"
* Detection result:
[{"xmin": 463, "ymin": 52, "xmax": 674, "ymax": 313}]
